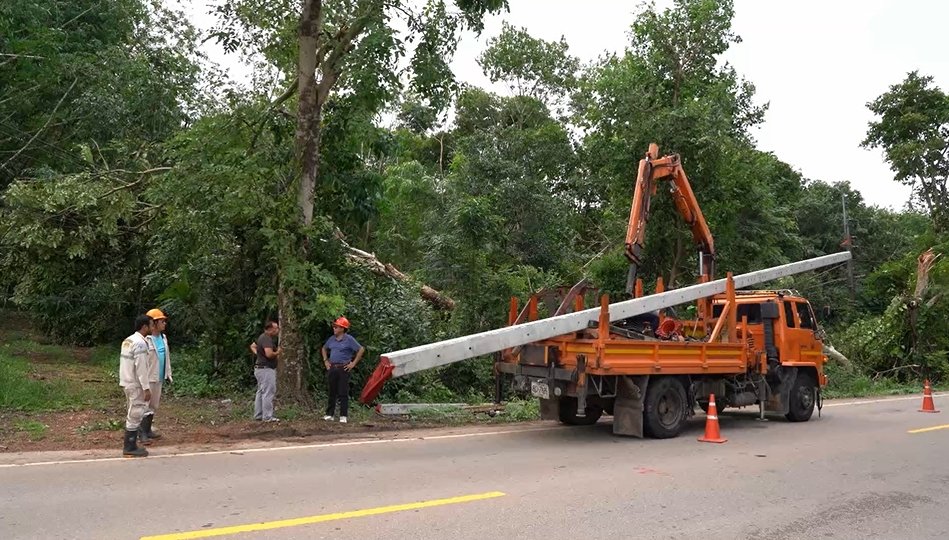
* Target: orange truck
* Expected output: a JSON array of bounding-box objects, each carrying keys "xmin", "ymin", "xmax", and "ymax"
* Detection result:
[
  {"xmin": 497, "ymin": 144, "xmax": 827, "ymax": 438},
  {"xmin": 361, "ymin": 144, "xmax": 842, "ymax": 439},
  {"xmin": 497, "ymin": 282, "xmax": 827, "ymax": 438}
]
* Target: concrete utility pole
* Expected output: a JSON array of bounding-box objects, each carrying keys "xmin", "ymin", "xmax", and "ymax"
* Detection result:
[{"xmin": 841, "ymin": 192, "xmax": 856, "ymax": 299}]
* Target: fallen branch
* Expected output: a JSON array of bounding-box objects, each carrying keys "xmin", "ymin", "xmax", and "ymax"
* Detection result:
[
  {"xmin": 334, "ymin": 228, "xmax": 455, "ymax": 310},
  {"xmin": 822, "ymin": 343, "xmax": 851, "ymax": 367},
  {"xmin": 872, "ymin": 364, "xmax": 921, "ymax": 381}
]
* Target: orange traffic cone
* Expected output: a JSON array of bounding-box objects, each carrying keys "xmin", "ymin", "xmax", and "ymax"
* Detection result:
[
  {"xmin": 698, "ymin": 393, "xmax": 727, "ymax": 443},
  {"xmin": 919, "ymin": 380, "xmax": 940, "ymax": 413}
]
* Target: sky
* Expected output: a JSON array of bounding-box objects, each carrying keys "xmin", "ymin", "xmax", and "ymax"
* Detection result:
[{"xmin": 181, "ymin": 0, "xmax": 949, "ymax": 210}]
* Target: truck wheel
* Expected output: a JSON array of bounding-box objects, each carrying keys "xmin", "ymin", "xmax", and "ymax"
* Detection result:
[
  {"xmin": 698, "ymin": 399, "xmax": 726, "ymax": 415},
  {"xmin": 558, "ymin": 396, "xmax": 603, "ymax": 426},
  {"xmin": 785, "ymin": 372, "xmax": 816, "ymax": 422},
  {"xmin": 643, "ymin": 377, "xmax": 688, "ymax": 439}
]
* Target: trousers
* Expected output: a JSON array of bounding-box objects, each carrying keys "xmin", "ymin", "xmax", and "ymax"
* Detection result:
[
  {"xmin": 123, "ymin": 385, "xmax": 148, "ymax": 430},
  {"xmin": 254, "ymin": 367, "xmax": 277, "ymax": 420},
  {"xmin": 325, "ymin": 366, "xmax": 350, "ymax": 417}
]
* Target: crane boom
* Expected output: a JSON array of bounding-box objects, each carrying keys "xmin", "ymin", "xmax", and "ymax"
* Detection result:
[{"xmin": 624, "ymin": 143, "xmax": 715, "ymax": 293}]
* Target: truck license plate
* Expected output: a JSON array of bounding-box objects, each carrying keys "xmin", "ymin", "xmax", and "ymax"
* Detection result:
[{"xmin": 530, "ymin": 380, "xmax": 550, "ymax": 400}]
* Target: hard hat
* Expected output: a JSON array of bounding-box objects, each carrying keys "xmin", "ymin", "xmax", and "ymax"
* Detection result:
[
  {"xmin": 333, "ymin": 317, "xmax": 350, "ymax": 329},
  {"xmin": 146, "ymin": 308, "xmax": 167, "ymax": 320}
]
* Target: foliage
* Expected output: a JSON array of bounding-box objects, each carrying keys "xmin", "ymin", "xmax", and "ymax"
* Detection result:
[
  {"xmin": 2, "ymin": 0, "xmax": 946, "ymax": 405},
  {"xmin": 832, "ymin": 233, "xmax": 949, "ymax": 382},
  {"xmin": 863, "ymin": 72, "xmax": 949, "ymax": 231},
  {"xmin": 478, "ymin": 22, "xmax": 579, "ymax": 104}
]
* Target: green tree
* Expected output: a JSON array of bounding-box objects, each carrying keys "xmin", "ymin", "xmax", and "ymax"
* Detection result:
[
  {"xmin": 0, "ymin": 0, "xmax": 207, "ymax": 340},
  {"xmin": 0, "ymin": 0, "xmax": 204, "ymax": 188},
  {"xmin": 478, "ymin": 22, "xmax": 578, "ymax": 104},
  {"xmin": 863, "ymin": 72, "xmax": 949, "ymax": 231},
  {"xmin": 573, "ymin": 0, "xmax": 775, "ymax": 289},
  {"xmin": 212, "ymin": 0, "xmax": 508, "ymax": 400}
]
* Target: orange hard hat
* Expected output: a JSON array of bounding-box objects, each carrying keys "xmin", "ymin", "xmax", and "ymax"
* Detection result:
[
  {"xmin": 146, "ymin": 308, "xmax": 167, "ymax": 320},
  {"xmin": 333, "ymin": 317, "xmax": 350, "ymax": 329}
]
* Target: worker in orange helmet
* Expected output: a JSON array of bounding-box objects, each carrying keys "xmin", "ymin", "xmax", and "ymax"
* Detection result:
[
  {"xmin": 321, "ymin": 317, "xmax": 365, "ymax": 423},
  {"xmin": 141, "ymin": 308, "xmax": 173, "ymax": 444}
]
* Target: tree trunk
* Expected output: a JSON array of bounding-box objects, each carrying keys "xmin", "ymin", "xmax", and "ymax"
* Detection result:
[
  {"xmin": 276, "ymin": 0, "xmax": 323, "ymax": 401},
  {"xmin": 295, "ymin": 0, "xmax": 322, "ymax": 227},
  {"xmin": 277, "ymin": 282, "xmax": 310, "ymax": 403}
]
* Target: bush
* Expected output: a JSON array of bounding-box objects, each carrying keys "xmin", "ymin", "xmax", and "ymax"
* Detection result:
[{"xmin": 166, "ymin": 348, "xmax": 248, "ymax": 399}]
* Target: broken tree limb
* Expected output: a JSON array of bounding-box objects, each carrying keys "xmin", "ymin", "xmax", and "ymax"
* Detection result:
[
  {"xmin": 914, "ymin": 248, "xmax": 940, "ymax": 299},
  {"xmin": 334, "ymin": 228, "xmax": 455, "ymax": 310},
  {"xmin": 822, "ymin": 343, "xmax": 851, "ymax": 368}
]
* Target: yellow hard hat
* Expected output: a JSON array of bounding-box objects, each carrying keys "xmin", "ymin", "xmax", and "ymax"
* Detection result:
[{"xmin": 146, "ymin": 308, "xmax": 167, "ymax": 320}]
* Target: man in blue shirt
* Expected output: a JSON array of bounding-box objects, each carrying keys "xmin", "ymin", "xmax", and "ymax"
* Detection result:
[
  {"xmin": 142, "ymin": 308, "xmax": 173, "ymax": 444},
  {"xmin": 321, "ymin": 317, "xmax": 365, "ymax": 423}
]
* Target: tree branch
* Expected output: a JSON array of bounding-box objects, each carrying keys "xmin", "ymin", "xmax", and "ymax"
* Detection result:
[
  {"xmin": 333, "ymin": 228, "xmax": 455, "ymax": 310},
  {"xmin": 96, "ymin": 168, "xmax": 171, "ymax": 199},
  {"xmin": 1, "ymin": 77, "xmax": 77, "ymax": 172},
  {"xmin": 249, "ymin": 77, "xmax": 299, "ymax": 151},
  {"xmin": 316, "ymin": 2, "xmax": 377, "ymax": 104}
]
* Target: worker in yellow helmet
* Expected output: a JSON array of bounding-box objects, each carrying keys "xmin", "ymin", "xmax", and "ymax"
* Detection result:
[{"xmin": 141, "ymin": 308, "xmax": 173, "ymax": 444}]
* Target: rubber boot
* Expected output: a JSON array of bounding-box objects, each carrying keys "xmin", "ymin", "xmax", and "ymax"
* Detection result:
[
  {"xmin": 142, "ymin": 414, "xmax": 162, "ymax": 440},
  {"xmin": 138, "ymin": 421, "xmax": 152, "ymax": 446},
  {"xmin": 123, "ymin": 429, "xmax": 148, "ymax": 458}
]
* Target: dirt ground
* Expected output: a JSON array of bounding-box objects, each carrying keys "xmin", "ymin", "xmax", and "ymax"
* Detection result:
[
  {"xmin": 0, "ymin": 314, "xmax": 457, "ymax": 454},
  {"xmin": 0, "ymin": 400, "xmax": 440, "ymax": 453}
]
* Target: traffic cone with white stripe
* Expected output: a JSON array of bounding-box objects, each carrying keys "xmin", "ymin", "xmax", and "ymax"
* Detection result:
[
  {"xmin": 919, "ymin": 380, "xmax": 940, "ymax": 413},
  {"xmin": 698, "ymin": 393, "xmax": 727, "ymax": 443}
]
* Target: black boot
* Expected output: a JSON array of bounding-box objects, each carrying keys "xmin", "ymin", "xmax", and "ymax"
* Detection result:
[
  {"xmin": 142, "ymin": 414, "xmax": 162, "ymax": 440},
  {"xmin": 138, "ymin": 421, "xmax": 151, "ymax": 446},
  {"xmin": 123, "ymin": 429, "xmax": 148, "ymax": 458}
]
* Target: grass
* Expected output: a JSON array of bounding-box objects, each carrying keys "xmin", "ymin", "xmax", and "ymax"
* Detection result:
[
  {"xmin": 76, "ymin": 419, "xmax": 124, "ymax": 434},
  {"xmin": 0, "ymin": 341, "xmax": 116, "ymax": 412},
  {"xmin": 0, "ymin": 352, "xmax": 70, "ymax": 411},
  {"xmin": 404, "ymin": 399, "xmax": 539, "ymax": 424},
  {"xmin": 823, "ymin": 361, "xmax": 927, "ymax": 399},
  {"xmin": 14, "ymin": 419, "xmax": 49, "ymax": 440}
]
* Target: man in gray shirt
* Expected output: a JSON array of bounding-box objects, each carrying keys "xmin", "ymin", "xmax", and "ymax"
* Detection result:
[{"xmin": 251, "ymin": 321, "xmax": 281, "ymax": 422}]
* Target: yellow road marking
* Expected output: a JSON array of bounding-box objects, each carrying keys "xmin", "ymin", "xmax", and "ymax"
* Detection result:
[
  {"xmin": 140, "ymin": 491, "xmax": 506, "ymax": 540},
  {"xmin": 908, "ymin": 424, "xmax": 949, "ymax": 434}
]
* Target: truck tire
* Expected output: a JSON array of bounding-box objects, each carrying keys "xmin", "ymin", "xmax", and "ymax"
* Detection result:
[
  {"xmin": 698, "ymin": 399, "xmax": 726, "ymax": 415},
  {"xmin": 643, "ymin": 377, "xmax": 688, "ymax": 439},
  {"xmin": 558, "ymin": 396, "xmax": 603, "ymax": 426},
  {"xmin": 785, "ymin": 372, "xmax": 816, "ymax": 422}
]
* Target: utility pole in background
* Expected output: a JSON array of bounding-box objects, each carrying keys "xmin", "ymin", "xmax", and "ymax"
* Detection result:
[{"xmin": 841, "ymin": 192, "xmax": 856, "ymax": 299}]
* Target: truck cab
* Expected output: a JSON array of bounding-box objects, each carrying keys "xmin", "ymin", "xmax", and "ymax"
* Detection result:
[{"xmin": 705, "ymin": 290, "xmax": 826, "ymax": 421}]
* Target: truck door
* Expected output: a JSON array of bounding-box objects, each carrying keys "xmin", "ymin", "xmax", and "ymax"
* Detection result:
[
  {"xmin": 781, "ymin": 299, "xmax": 819, "ymax": 364},
  {"xmin": 794, "ymin": 301, "xmax": 823, "ymax": 365},
  {"xmin": 781, "ymin": 300, "xmax": 801, "ymax": 362}
]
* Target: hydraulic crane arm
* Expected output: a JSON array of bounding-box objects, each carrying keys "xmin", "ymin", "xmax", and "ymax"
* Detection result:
[{"xmin": 625, "ymin": 143, "xmax": 716, "ymax": 294}]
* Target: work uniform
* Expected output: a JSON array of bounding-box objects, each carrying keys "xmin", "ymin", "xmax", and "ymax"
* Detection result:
[
  {"xmin": 145, "ymin": 333, "xmax": 173, "ymax": 416},
  {"xmin": 324, "ymin": 333, "xmax": 362, "ymax": 418},
  {"xmin": 119, "ymin": 332, "xmax": 152, "ymax": 431},
  {"xmin": 254, "ymin": 332, "xmax": 278, "ymax": 421}
]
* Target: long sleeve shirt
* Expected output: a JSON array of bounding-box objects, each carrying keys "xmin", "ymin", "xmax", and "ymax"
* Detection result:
[{"xmin": 119, "ymin": 332, "xmax": 151, "ymax": 390}]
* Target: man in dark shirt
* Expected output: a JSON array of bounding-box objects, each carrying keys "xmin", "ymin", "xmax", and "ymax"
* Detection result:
[
  {"xmin": 321, "ymin": 317, "xmax": 365, "ymax": 423},
  {"xmin": 252, "ymin": 321, "xmax": 281, "ymax": 422}
]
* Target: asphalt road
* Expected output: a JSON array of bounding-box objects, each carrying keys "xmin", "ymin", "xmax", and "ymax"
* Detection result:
[{"xmin": 2, "ymin": 394, "xmax": 948, "ymax": 540}]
